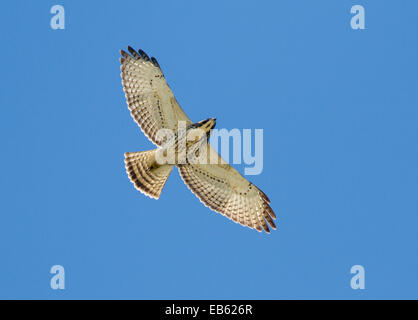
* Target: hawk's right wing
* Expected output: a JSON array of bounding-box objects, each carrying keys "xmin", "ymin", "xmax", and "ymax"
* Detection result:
[
  {"xmin": 178, "ymin": 145, "xmax": 277, "ymax": 233},
  {"xmin": 120, "ymin": 47, "xmax": 192, "ymax": 146}
]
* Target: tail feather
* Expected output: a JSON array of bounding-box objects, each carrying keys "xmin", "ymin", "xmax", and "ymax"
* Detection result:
[{"xmin": 124, "ymin": 150, "xmax": 174, "ymax": 199}]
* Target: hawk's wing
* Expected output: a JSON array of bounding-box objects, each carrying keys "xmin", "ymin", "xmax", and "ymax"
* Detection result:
[
  {"xmin": 178, "ymin": 145, "xmax": 277, "ymax": 233},
  {"xmin": 120, "ymin": 47, "xmax": 191, "ymax": 146}
]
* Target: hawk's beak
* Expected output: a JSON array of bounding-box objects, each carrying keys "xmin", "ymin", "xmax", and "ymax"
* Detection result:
[
  {"xmin": 202, "ymin": 118, "xmax": 216, "ymax": 129},
  {"xmin": 204, "ymin": 118, "xmax": 216, "ymax": 139}
]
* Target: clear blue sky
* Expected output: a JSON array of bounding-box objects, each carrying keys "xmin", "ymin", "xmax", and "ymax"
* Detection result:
[{"xmin": 1, "ymin": 0, "xmax": 417, "ymax": 299}]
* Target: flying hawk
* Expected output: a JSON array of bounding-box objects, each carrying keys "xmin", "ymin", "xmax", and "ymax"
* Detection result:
[{"xmin": 120, "ymin": 47, "xmax": 277, "ymax": 233}]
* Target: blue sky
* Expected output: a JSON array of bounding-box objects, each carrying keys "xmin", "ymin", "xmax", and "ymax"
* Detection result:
[{"xmin": 0, "ymin": 0, "xmax": 417, "ymax": 299}]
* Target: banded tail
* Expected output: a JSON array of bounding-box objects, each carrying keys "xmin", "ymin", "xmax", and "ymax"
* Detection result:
[{"xmin": 124, "ymin": 150, "xmax": 174, "ymax": 199}]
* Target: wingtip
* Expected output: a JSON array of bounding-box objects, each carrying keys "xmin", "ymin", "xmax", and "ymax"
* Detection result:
[
  {"xmin": 262, "ymin": 223, "xmax": 271, "ymax": 234},
  {"xmin": 259, "ymin": 190, "xmax": 271, "ymax": 204},
  {"xmin": 120, "ymin": 49, "xmax": 129, "ymax": 59},
  {"xmin": 127, "ymin": 46, "xmax": 136, "ymax": 56},
  {"xmin": 138, "ymin": 49, "xmax": 150, "ymax": 61},
  {"xmin": 151, "ymin": 57, "xmax": 160, "ymax": 68}
]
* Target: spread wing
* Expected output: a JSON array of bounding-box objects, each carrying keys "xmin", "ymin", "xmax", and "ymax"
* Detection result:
[
  {"xmin": 178, "ymin": 145, "xmax": 277, "ymax": 233},
  {"xmin": 120, "ymin": 47, "xmax": 191, "ymax": 146}
]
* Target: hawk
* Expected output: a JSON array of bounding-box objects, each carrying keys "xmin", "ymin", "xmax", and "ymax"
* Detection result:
[{"xmin": 120, "ymin": 47, "xmax": 277, "ymax": 233}]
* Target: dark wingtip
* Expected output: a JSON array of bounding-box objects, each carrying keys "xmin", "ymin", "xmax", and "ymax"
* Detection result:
[
  {"xmin": 259, "ymin": 189, "xmax": 271, "ymax": 204},
  {"xmin": 264, "ymin": 203, "xmax": 276, "ymax": 220},
  {"xmin": 269, "ymin": 219, "xmax": 277, "ymax": 230},
  {"xmin": 138, "ymin": 49, "xmax": 150, "ymax": 61},
  {"xmin": 120, "ymin": 49, "xmax": 129, "ymax": 58},
  {"xmin": 262, "ymin": 222, "xmax": 271, "ymax": 234},
  {"xmin": 151, "ymin": 57, "xmax": 160, "ymax": 68},
  {"xmin": 127, "ymin": 45, "xmax": 135, "ymax": 53}
]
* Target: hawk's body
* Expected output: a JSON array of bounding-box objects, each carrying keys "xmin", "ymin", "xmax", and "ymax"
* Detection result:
[{"xmin": 120, "ymin": 47, "xmax": 277, "ymax": 233}]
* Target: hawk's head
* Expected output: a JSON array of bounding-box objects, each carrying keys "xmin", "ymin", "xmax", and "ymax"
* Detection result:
[
  {"xmin": 186, "ymin": 118, "xmax": 216, "ymax": 146},
  {"xmin": 188, "ymin": 118, "xmax": 216, "ymax": 135},
  {"xmin": 199, "ymin": 118, "xmax": 216, "ymax": 132}
]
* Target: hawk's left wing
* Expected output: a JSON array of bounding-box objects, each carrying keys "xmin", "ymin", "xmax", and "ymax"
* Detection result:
[
  {"xmin": 178, "ymin": 146, "xmax": 276, "ymax": 233},
  {"xmin": 120, "ymin": 47, "xmax": 192, "ymax": 146}
]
